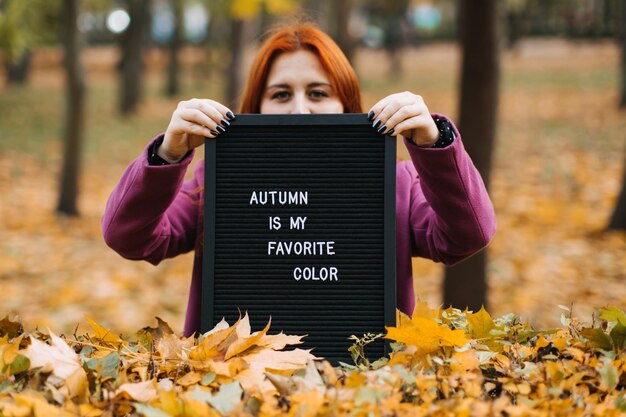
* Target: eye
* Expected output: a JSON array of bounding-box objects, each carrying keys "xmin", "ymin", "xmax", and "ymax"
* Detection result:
[
  {"xmin": 309, "ymin": 89, "xmax": 329, "ymax": 99},
  {"xmin": 271, "ymin": 90, "xmax": 290, "ymax": 100}
]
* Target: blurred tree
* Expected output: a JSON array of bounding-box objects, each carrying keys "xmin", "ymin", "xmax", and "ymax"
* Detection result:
[
  {"xmin": 443, "ymin": 0, "xmax": 501, "ymax": 311},
  {"xmin": 226, "ymin": 17, "xmax": 247, "ymax": 109},
  {"xmin": 505, "ymin": 0, "xmax": 527, "ymax": 49},
  {"xmin": 165, "ymin": 0, "xmax": 183, "ymax": 97},
  {"xmin": 330, "ymin": 0, "xmax": 355, "ymax": 62},
  {"xmin": 618, "ymin": 2, "xmax": 626, "ymax": 108},
  {"xmin": 119, "ymin": 0, "xmax": 151, "ymax": 115},
  {"xmin": 609, "ymin": 155, "xmax": 626, "ymax": 230},
  {"xmin": 0, "ymin": 0, "xmax": 59, "ymax": 85},
  {"xmin": 609, "ymin": 0, "xmax": 626, "ymax": 230},
  {"xmin": 367, "ymin": 0, "xmax": 410, "ymax": 76},
  {"xmin": 57, "ymin": 0, "xmax": 86, "ymax": 216}
]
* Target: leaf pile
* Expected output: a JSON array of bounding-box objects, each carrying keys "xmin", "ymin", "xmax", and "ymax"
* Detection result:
[{"xmin": 1, "ymin": 304, "xmax": 625, "ymax": 416}]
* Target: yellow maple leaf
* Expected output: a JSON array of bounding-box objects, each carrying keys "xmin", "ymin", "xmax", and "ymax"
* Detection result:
[
  {"xmin": 412, "ymin": 300, "xmax": 440, "ymax": 319},
  {"xmin": 86, "ymin": 317, "xmax": 123, "ymax": 345},
  {"xmin": 385, "ymin": 314, "xmax": 468, "ymax": 354},
  {"xmin": 466, "ymin": 306, "xmax": 495, "ymax": 339}
]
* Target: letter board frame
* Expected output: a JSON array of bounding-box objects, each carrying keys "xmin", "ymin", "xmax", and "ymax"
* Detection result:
[{"xmin": 202, "ymin": 114, "xmax": 396, "ymax": 364}]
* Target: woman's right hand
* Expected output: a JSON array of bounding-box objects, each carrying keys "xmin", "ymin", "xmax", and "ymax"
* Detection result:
[{"xmin": 159, "ymin": 98, "xmax": 235, "ymax": 163}]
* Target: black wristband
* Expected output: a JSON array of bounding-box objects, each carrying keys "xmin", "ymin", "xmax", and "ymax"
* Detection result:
[
  {"xmin": 431, "ymin": 116, "xmax": 456, "ymax": 148},
  {"xmin": 148, "ymin": 137, "xmax": 171, "ymax": 166}
]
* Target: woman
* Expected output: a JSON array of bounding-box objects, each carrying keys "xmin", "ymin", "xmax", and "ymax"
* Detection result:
[{"xmin": 102, "ymin": 23, "xmax": 496, "ymax": 336}]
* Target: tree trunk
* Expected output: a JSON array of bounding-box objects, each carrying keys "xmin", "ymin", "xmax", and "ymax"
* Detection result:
[
  {"xmin": 609, "ymin": 0, "xmax": 626, "ymax": 230},
  {"xmin": 165, "ymin": 0, "xmax": 183, "ymax": 97},
  {"xmin": 443, "ymin": 0, "xmax": 500, "ymax": 311},
  {"xmin": 119, "ymin": 0, "xmax": 151, "ymax": 115},
  {"xmin": 332, "ymin": 0, "xmax": 355, "ymax": 62},
  {"xmin": 226, "ymin": 18, "xmax": 245, "ymax": 110},
  {"xmin": 608, "ymin": 152, "xmax": 626, "ymax": 230},
  {"xmin": 4, "ymin": 50, "xmax": 32, "ymax": 85},
  {"xmin": 57, "ymin": 0, "xmax": 86, "ymax": 216},
  {"xmin": 618, "ymin": 1, "xmax": 626, "ymax": 108}
]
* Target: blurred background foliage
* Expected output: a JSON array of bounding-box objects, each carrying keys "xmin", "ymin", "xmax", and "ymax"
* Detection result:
[{"xmin": 0, "ymin": 0, "xmax": 624, "ymax": 334}]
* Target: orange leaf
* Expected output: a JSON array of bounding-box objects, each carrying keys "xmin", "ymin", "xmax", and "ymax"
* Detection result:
[
  {"xmin": 225, "ymin": 318, "xmax": 272, "ymax": 360},
  {"xmin": 189, "ymin": 317, "xmax": 240, "ymax": 362}
]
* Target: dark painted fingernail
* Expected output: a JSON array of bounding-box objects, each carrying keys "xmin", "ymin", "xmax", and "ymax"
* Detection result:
[
  {"xmin": 388, "ymin": 128, "xmax": 395, "ymax": 135},
  {"xmin": 216, "ymin": 125, "xmax": 226, "ymax": 134},
  {"xmin": 226, "ymin": 111, "xmax": 235, "ymax": 120},
  {"xmin": 367, "ymin": 111, "xmax": 375, "ymax": 121},
  {"xmin": 377, "ymin": 124, "xmax": 387, "ymax": 134},
  {"xmin": 220, "ymin": 118, "xmax": 230, "ymax": 127},
  {"xmin": 372, "ymin": 119, "xmax": 381, "ymax": 129},
  {"xmin": 210, "ymin": 129, "xmax": 219, "ymax": 136}
]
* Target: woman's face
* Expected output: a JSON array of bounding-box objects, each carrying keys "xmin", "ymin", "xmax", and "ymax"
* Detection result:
[{"xmin": 260, "ymin": 50, "xmax": 344, "ymax": 114}]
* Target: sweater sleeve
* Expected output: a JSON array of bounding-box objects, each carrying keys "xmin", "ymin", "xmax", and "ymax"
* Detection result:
[
  {"xmin": 401, "ymin": 115, "xmax": 496, "ymax": 265},
  {"xmin": 101, "ymin": 135, "xmax": 201, "ymax": 265}
]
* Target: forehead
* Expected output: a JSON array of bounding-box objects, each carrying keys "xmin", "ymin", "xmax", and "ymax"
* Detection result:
[{"xmin": 266, "ymin": 49, "xmax": 330, "ymax": 84}]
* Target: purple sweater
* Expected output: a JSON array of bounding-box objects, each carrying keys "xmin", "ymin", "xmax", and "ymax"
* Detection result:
[{"xmin": 102, "ymin": 118, "xmax": 496, "ymax": 336}]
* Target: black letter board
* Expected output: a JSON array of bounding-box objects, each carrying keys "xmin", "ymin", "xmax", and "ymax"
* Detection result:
[{"xmin": 202, "ymin": 114, "xmax": 396, "ymax": 364}]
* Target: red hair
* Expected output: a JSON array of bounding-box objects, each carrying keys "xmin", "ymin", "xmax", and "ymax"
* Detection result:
[{"xmin": 239, "ymin": 23, "xmax": 362, "ymax": 114}]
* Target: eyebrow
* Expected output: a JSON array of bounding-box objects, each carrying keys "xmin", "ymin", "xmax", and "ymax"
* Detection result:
[{"xmin": 265, "ymin": 82, "xmax": 334, "ymax": 90}]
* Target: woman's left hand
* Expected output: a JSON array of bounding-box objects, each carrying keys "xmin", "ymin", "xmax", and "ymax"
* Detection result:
[{"xmin": 368, "ymin": 92, "xmax": 440, "ymax": 147}]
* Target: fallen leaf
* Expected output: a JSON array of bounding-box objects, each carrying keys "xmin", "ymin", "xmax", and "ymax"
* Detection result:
[
  {"xmin": 0, "ymin": 314, "xmax": 24, "ymax": 339},
  {"xmin": 133, "ymin": 403, "xmax": 171, "ymax": 417},
  {"xmin": 22, "ymin": 331, "xmax": 85, "ymax": 380},
  {"xmin": 467, "ymin": 306, "xmax": 495, "ymax": 339},
  {"xmin": 206, "ymin": 381, "xmax": 243, "ymax": 415},
  {"xmin": 86, "ymin": 317, "xmax": 123, "ymax": 345},
  {"xmin": 385, "ymin": 315, "xmax": 469, "ymax": 354},
  {"xmin": 225, "ymin": 318, "xmax": 271, "ymax": 360},
  {"xmin": 257, "ymin": 332, "xmax": 304, "ymax": 350},
  {"xmin": 116, "ymin": 379, "xmax": 158, "ymax": 402}
]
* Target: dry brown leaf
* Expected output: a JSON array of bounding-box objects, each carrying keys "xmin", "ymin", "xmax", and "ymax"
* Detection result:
[
  {"xmin": 225, "ymin": 318, "xmax": 271, "ymax": 360},
  {"xmin": 257, "ymin": 332, "xmax": 305, "ymax": 351}
]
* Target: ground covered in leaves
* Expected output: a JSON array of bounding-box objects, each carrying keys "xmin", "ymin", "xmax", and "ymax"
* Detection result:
[
  {"xmin": 0, "ymin": 39, "xmax": 625, "ymax": 333},
  {"xmin": 1, "ymin": 304, "xmax": 625, "ymax": 416}
]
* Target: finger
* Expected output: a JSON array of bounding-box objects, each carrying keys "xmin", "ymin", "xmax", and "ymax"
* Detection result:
[
  {"xmin": 207, "ymin": 99, "xmax": 236, "ymax": 121},
  {"xmin": 392, "ymin": 115, "xmax": 436, "ymax": 142},
  {"xmin": 181, "ymin": 119, "xmax": 218, "ymax": 139},
  {"xmin": 184, "ymin": 99, "xmax": 234, "ymax": 127},
  {"xmin": 367, "ymin": 93, "xmax": 399, "ymax": 122},
  {"xmin": 174, "ymin": 108, "xmax": 219, "ymax": 138},
  {"xmin": 372, "ymin": 99, "xmax": 412, "ymax": 133},
  {"xmin": 381, "ymin": 103, "xmax": 429, "ymax": 135},
  {"xmin": 368, "ymin": 93, "xmax": 420, "ymax": 132},
  {"xmin": 174, "ymin": 109, "xmax": 220, "ymax": 137}
]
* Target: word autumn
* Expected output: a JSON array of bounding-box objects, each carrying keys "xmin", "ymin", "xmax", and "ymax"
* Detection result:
[
  {"xmin": 249, "ymin": 190, "xmax": 308, "ymax": 206},
  {"xmin": 249, "ymin": 190, "xmax": 338, "ymax": 282}
]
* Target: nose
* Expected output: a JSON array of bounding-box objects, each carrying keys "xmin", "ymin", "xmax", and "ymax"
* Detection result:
[{"xmin": 290, "ymin": 94, "xmax": 311, "ymax": 114}]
